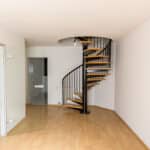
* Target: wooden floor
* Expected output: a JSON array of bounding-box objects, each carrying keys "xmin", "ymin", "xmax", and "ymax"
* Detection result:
[{"xmin": 0, "ymin": 105, "xmax": 148, "ymax": 150}]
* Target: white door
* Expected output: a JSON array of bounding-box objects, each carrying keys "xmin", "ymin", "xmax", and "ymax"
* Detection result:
[{"xmin": 0, "ymin": 46, "xmax": 6, "ymax": 136}]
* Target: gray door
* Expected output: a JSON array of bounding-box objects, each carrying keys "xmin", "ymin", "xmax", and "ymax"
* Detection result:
[{"xmin": 28, "ymin": 58, "xmax": 48, "ymax": 105}]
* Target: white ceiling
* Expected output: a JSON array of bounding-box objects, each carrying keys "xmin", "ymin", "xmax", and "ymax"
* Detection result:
[{"xmin": 0, "ymin": 0, "xmax": 150, "ymax": 46}]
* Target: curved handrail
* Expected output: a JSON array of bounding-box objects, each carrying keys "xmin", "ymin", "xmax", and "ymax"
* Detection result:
[
  {"xmin": 62, "ymin": 64, "xmax": 83, "ymax": 105},
  {"xmin": 62, "ymin": 64, "xmax": 83, "ymax": 81}
]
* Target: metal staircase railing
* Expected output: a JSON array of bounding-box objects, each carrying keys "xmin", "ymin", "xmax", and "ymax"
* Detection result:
[{"xmin": 62, "ymin": 65, "xmax": 82, "ymax": 105}]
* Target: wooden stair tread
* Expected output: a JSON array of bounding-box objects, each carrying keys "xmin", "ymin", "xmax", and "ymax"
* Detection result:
[
  {"xmin": 87, "ymin": 73, "xmax": 110, "ymax": 76},
  {"xmin": 87, "ymin": 77, "xmax": 105, "ymax": 81},
  {"xmin": 84, "ymin": 48, "xmax": 102, "ymax": 53},
  {"xmin": 86, "ymin": 61, "xmax": 110, "ymax": 65},
  {"xmin": 74, "ymin": 92, "xmax": 82, "ymax": 98},
  {"xmin": 85, "ymin": 55, "xmax": 109, "ymax": 59},
  {"xmin": 67, "ymin": 98, "xmax": 83, "ymax": 104},
  {"xmin": 87, "ymin": 67, "xmax": 112, "ymax": 70},
  {"xmin": 80, "ymin": 40, "xmax": 92, "ymax": 44},
  {"xmin": 64, "ymin": 104, "xmax": 82, "ymax": 109}
]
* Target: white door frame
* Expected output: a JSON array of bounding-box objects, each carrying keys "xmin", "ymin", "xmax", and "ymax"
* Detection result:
[{"xmin": 0, "ymin": 45, "xmax": 7, "ymax": 136}]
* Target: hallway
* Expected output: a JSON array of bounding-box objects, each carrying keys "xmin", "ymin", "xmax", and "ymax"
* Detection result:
[{"xmin": 0, "ymin": 105, "xmax": 147, "ymax": 150}]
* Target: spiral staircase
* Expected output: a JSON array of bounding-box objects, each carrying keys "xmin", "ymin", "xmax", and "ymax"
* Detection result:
[{"xmin": 62, "ymin": 37, "xmax": 112, "ymax": 113}]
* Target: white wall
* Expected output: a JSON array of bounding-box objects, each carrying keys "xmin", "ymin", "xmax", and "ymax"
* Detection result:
[
  {"xmin": 92, "ymin": 42, "xmax": 116, "ymax": 110},
  {"xmin": 0, "ymin": 29, "xmax": 26, "ymax": 132},
  {"xmin": 115, "ymin": 19, "xmax": 150, "ymax": 147},
  {"xmin": 27, "ymin": 46, "xmax": 82, "ymax": 104}
]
